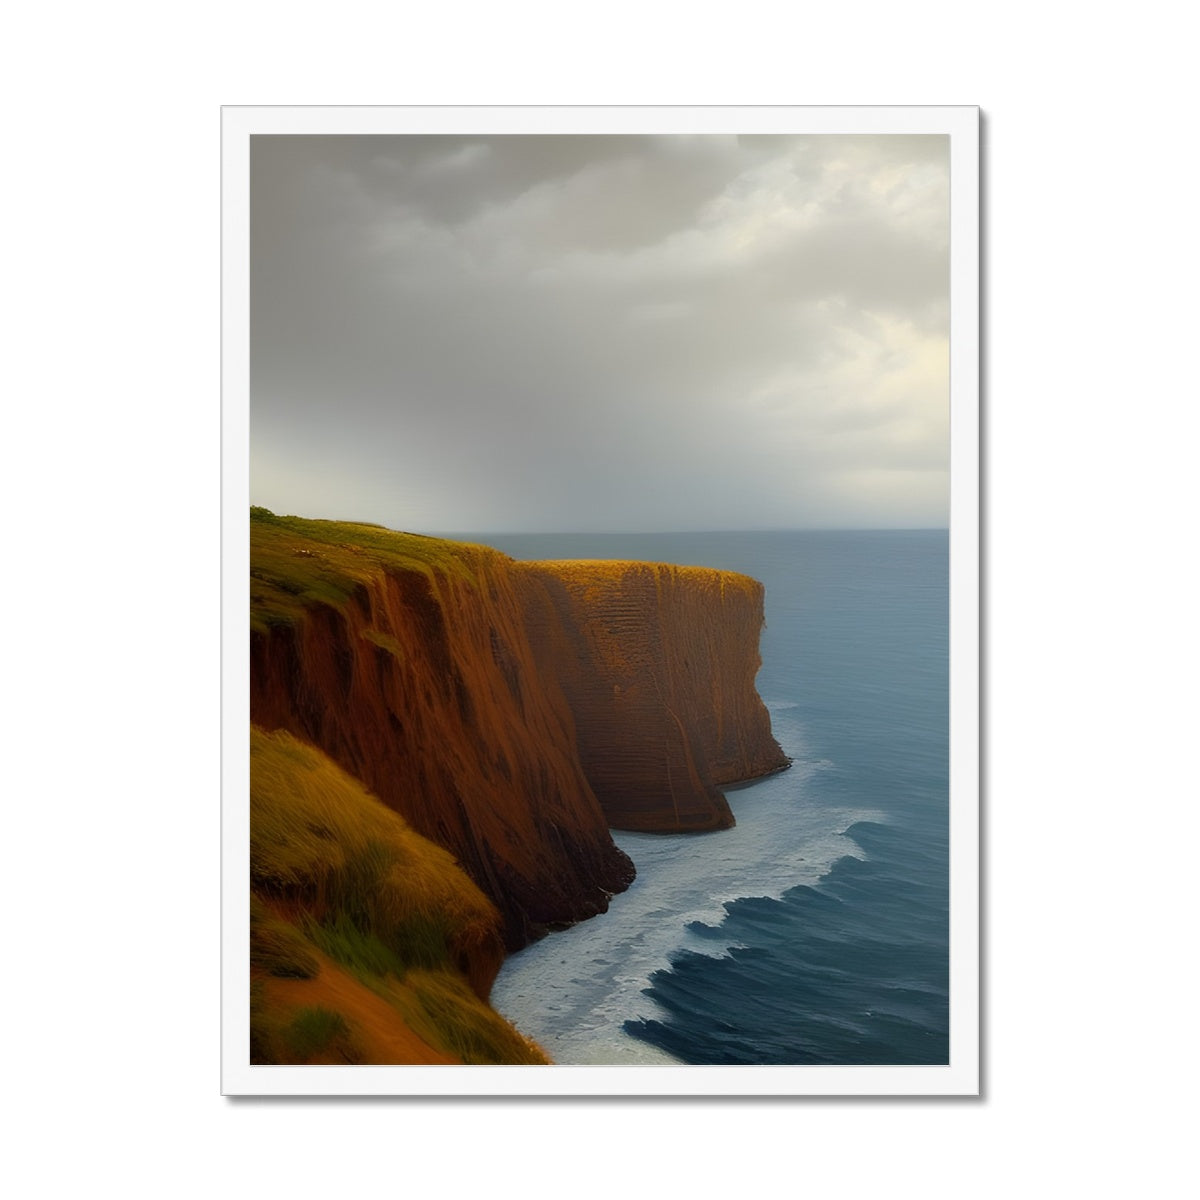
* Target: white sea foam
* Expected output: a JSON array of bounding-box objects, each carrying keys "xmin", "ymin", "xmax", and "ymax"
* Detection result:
[{"xmin": 490, "ymin": 746, "xmax": 883, "ymax": 1065}]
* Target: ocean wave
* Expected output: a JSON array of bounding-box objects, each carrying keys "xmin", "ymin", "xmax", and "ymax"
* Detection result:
[{"xmin": 490, "ymin": 763, "xmax": 881, "ymax": 1064}]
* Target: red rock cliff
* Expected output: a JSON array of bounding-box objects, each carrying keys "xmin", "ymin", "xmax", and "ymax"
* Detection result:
[
  {"xmin": 251, "ymin": 529, "xmax": 633, "ymax": 949},
  {"xmin": 249, "ymin": 512, "xmax": 787, "ymax": 947},
  {"xmin": 520, "ymin": 560, "xmax": 790, "ymax": 832}
]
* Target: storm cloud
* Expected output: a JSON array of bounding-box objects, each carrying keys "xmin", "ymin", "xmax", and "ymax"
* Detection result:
[{"xmin": 250, "ymin": 134, "xmax": 949, "ymax": 532}]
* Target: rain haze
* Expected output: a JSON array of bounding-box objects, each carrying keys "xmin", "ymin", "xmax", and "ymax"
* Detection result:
[{"xmin": 251, "ymin": 134, "xmax": 949, "ymax": 533}]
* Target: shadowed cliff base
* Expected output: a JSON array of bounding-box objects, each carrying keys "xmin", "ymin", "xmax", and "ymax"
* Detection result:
[{"xmin": 248, "ymin": 508, "xmax": 788, "ymax": 1063}]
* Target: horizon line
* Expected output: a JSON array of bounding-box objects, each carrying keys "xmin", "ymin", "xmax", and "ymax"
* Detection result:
[{"xmin": 249, "ymin": 506, "xmax": 948, "ymax": 537}]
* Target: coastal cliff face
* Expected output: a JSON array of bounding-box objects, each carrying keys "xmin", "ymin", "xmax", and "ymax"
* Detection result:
[
  {"xmin": 249, "ymin": 510, "xmax": 787, "ymax": 953},
  {"xmin": 521, "ymin": 561, "xmax": 790, "ymax": 831},
  {"xmin": 251, "ymin": 513, "xmax": 633, "ymax": 950}
]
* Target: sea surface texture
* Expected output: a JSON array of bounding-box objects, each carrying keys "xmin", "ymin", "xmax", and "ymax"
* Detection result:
[{"xmin": 482, "ymin": 530, "xmax": 948, "ymax": 1066}]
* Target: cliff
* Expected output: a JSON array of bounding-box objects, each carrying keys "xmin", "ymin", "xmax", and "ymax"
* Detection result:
[
  {"xmin": 521, "ymin": 560, "xmax": 789, "ymax": 831},
  {"xmin": 249, "ymin": 509, "xmax": 787, "ymax": 951},
  {"xmin": 250, "ymin": 510, "xmax": 633, "ymax": 951}
]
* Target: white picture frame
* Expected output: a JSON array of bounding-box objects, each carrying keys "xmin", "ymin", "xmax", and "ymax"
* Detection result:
[{"xmin": 221, "ymin": 105, "xmax": 979, "ymax": 1096}]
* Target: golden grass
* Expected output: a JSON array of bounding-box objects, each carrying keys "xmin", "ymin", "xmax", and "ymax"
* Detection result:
[
  {"xmin": 250, "ymin": 894, "xmax": 319, "ymax": 979},
  {"xmin": 250, "ymin": 726, "xmax": 548, "ymax": 1064},
  {"xmin": 251, "ymin": 726, "xmax": 500, "ymax": 963}
]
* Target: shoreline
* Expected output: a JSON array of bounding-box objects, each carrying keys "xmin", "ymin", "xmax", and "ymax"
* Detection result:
[{"xmin": 490, "ymin": 748, "xmax": 878, "ymax": 1066}]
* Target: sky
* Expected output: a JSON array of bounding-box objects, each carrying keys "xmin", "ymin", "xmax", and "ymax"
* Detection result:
[{"xmin": 250, "ymin": 134, "xmax": 949, "ymax": 532}]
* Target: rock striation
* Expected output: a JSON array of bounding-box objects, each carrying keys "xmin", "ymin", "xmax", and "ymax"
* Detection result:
[{"xmin": 521, "ymin": 560, "xmax": 789, "ymax": 831}]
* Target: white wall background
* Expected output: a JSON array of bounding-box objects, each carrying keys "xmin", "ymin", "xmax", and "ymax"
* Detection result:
[{"xmin": 5, "ymin": 4, "xmax": 1195, "ymax": 1197}]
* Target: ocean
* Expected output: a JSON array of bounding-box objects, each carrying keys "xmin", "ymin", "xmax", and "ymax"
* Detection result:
[{"xmin": 477, "ymin": 530, "xmax": 948, "ymax": 1066}]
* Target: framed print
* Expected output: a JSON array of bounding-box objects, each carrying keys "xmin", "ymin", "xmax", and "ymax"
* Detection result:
[{"xmin": 221, "ymin": 105, "xmax": 979, "ymax": 1095}]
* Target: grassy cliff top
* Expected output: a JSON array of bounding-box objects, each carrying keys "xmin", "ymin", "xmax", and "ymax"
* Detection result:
[
  {"xmin": 520, "ymin": 557, "xmax": 761, "ymax": 589},
  {"xmin": 249, "ymin": 507, "xmax": 495, "ymax": 633},
  {"xmin": 250, "ymin": 508, "xmax": 763, "ymax": 633}
]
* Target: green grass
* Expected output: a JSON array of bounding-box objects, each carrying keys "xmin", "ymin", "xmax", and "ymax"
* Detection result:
[
  {"xmin": 303, "ymin": 911, "xmax": 447, "ymax": 982},
  {"xmin": 281, "ymin": 1006, "xmax": 354, "ymax": 1061},
  {"xmin": 249, "ymin": 506, "xmax": 495, "ymax": 634}
]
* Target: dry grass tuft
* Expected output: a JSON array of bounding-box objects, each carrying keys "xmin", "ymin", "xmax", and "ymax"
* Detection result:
[{"xmin": 250, "ymin": 726, "xmax": 501, "ymax": 968}]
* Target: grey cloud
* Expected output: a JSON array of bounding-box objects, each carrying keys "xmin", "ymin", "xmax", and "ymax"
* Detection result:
[{"xmin": 251, "ymin": 134, "xmax": 949, "ymax": 531}]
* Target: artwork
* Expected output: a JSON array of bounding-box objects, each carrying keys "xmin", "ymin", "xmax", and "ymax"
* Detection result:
[{"xmin": 222, "ymin": 107, "xmax": 979, "ymax": 1095}]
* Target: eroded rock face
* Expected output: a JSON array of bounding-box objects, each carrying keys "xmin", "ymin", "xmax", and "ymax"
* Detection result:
[
  {"xmin": 250, "ymin": 523, "xmax": 787, "ymax": 947},
  {"xmin": 520, "ymin": 561, "xmax": 790, "ymax": 832},
  {"xmin": 251, "ymin": 551, "xmax": 633, "ymax": 950}
]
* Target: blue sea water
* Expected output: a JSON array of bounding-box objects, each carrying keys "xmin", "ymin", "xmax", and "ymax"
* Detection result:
[{"xmin": 480, "ymin": 530, "xmax": 948, "ymax": 1066}]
